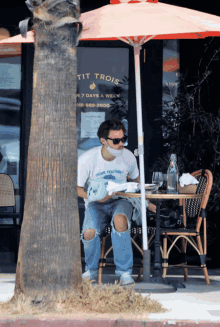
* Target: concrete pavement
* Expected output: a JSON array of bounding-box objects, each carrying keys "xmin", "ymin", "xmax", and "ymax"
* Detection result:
[{"xmin": 0, "ymin": 268, "xmax": 220, "ymax": 326}]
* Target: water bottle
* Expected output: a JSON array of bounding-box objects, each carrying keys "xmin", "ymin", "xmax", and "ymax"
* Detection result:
[{"xmin": 167, "ymin": 154, "xmax": 179, "ymax": 194}]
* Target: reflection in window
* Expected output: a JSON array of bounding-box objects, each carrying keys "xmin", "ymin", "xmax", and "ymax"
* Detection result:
[
  {"xmin": 76, "ymin": 47, "xmax": 129, "ymax": 158},
  {"xmin": 0, "ymin": 56, "xmax": 21, "ymax": 214}
]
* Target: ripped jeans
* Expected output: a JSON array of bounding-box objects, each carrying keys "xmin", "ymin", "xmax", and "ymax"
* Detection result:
[{"xmin": 81, "ymin": 198, "xmax": 133, "ymax": 276}]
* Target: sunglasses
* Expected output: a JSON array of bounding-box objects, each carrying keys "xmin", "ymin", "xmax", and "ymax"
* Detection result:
[{"xmin": 106, "ymin": 136, "xmax": 127, "ymax": 145}]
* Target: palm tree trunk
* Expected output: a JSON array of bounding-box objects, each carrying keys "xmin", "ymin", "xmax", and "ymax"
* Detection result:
[{"xmin": 14, "ymin": 0, "xmax": 82, "ymax": 297}]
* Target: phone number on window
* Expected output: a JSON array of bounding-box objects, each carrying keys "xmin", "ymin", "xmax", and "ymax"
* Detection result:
[{"xmin": 77, "ymin": 103, "xmax": 110, "ymax": 108}]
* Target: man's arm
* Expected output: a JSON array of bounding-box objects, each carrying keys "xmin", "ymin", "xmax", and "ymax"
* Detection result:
[
  {"xmin": 77, "ymin": 186, "xmax": 88, "ymax": 200},
  {"xmin": 78, "ymin": 185, "xmax": 115, "ymax": 202}
]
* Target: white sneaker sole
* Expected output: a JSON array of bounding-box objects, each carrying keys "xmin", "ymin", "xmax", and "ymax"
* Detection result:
[{"xmin": 119, "ymin": 279, "xmax": 135, "ymax": 286}]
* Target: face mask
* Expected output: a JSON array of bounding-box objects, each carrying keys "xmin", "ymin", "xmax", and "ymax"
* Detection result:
[
  {"xmin": 104, "ymin": 141, "xmax": 123, "ymax": 157},
  {"xmin": 106, "ymin": 146, "xmax": 123, "ymax": 157}
]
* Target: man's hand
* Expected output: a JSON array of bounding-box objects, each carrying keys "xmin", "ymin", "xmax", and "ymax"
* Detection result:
[
  {"xmin": 148, "ymin": 202, "xmax": 156, "ymax": 213},
  {"xmin": 97, "ymin": 192, "xmax": 115, "ymax": 203}
]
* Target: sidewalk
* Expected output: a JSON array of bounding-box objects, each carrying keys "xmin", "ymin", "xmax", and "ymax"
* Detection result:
[{"xmin": 0, "ymin": 267, "xmax": 220, "ymax": 326}]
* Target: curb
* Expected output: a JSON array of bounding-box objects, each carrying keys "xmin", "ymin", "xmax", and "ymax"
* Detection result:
[{"xmin": 0, "ymin": 319, "xmax": 220, "ymax": 326}]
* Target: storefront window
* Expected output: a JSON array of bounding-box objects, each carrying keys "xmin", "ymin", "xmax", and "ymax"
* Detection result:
[
  {"xmin": 0, "ymin": 56, "xmax": 21, "ymax": 217},
  {"xmin": 77, "ymin": 47, "xmax": 129, "ymax": 158},
  {"xmin": 162, "ymin": 40, "xmax": 180, "ymax": 141}
]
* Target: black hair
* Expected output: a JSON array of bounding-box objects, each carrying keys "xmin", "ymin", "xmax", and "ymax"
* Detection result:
[{"xmin": 97, "ymin": 119, "xmax": 126, "ymax": 140}]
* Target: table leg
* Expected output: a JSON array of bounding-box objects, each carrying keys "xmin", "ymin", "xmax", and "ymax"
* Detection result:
[
  {"xmin": 134, "ymin": 199, "xmax": 177, "ymax": 293},
  {"xmin": 150, "ymin": 199, "xmax": 167, "ymax": 283},
  {"xmin": 149, "ymin": 199, "xmax": 185, "ymax": 290},
  {"xmin": 148, "ymin": 199, "xmax": 185, "ymax": 291},
  {"xmin": 153, "ymin": 199, "xmax": 162, "ymax": 277}
]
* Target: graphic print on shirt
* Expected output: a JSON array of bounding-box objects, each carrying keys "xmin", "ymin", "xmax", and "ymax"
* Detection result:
[{"xmin": 95, "ymin": 169, "xmax": 125, "ymax": 182}]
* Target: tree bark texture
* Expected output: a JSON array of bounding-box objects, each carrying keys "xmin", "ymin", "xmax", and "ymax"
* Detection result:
[{"xmin": 15, "ymin": 0, "xmax": 82, "ymax": 296}]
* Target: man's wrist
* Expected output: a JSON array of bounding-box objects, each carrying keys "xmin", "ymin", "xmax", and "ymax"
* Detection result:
[{"xmin": 97, "ymin": 193, "xmax": 114, "ymax": 203}]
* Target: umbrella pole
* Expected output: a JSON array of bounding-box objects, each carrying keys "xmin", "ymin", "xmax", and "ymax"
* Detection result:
[{"xmin": 133, "ymin": 45, "xmax": 150, "ymax": 282}]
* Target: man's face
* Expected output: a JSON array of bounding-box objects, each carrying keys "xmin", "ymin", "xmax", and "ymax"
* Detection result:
[{"xmin": 104, "ymin": 129, "xmax": 125, "ymax": 150}]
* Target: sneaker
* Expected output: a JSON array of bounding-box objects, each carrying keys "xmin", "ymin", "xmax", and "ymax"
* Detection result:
[
  {"xmin": 82, "ymin": 270, "xmax": 98, "ymax": 281},
  {"xmin": 119, "ymin": 272, "xmax": 135, "ymax": 286}
]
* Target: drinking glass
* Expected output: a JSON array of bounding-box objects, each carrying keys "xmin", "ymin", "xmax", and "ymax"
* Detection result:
[{"xmin": 152, "ymin": 172, "xmax": 163, "ymax": 187}]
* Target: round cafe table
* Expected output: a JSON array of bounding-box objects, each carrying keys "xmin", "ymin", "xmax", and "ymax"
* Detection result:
[{"xmin": 115, "ymin": 190, "xmax": 204, "ymax": 292}]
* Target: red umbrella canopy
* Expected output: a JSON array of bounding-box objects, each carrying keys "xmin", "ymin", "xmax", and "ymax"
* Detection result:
[
  {"xmin": 80, "ymin": 0, "xmax": 220, "ymax": 42},
  {"xmin": 0, "ymin": 31, "xmax": 34, "ymax": 44},
  {"xmin": 0, "ymin": 0, "xmax": 220, "ymax": 44}
]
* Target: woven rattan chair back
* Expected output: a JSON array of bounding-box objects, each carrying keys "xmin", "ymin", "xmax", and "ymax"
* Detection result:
[
  {"xmin": 185, "ymin": 169, "xmax": 212, "ymax": 221},
  {"xmin": 0, "ymin": 174, "xmax": 15, "ymax": 207}
]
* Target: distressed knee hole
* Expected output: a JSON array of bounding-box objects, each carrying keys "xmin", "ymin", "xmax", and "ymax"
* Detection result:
[
  {"xmin": 113, "ymin": 214, "xmax": 128, "ymax": 232},
  {"xmin": 83, "ymin": 228, "xmax": 96, "ymax": 241}
]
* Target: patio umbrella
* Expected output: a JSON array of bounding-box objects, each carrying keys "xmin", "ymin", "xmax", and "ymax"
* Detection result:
[
  {"xmin": 1, "ymin": 0, "xmax": 220, "ymax": 283},
  {"xmin": 79, "ymin": 0, "xmax": 220, "ymax": 282},
  {"xmin": 0, "ymin": 31, "xmax": 35, "ymax": 44}
]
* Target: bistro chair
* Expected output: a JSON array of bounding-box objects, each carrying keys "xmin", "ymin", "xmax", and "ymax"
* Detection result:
[
  {"xmin": 0, "ymin": 173, "xmax": 20, "ymax": 262},
  {"xmin": 161, "ymin": 169, "xmax": 213, "ymax": 285}
]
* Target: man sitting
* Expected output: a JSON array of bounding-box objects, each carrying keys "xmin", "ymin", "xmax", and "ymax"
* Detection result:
[{"xmin": 77, "ymin": 119, "xmax": 156, "ymax": 286}]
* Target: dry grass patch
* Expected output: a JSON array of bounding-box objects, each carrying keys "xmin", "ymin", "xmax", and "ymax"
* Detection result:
[{"xmin": 0, "ymin": 279, "xmax": 167, "ymax": 316}]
